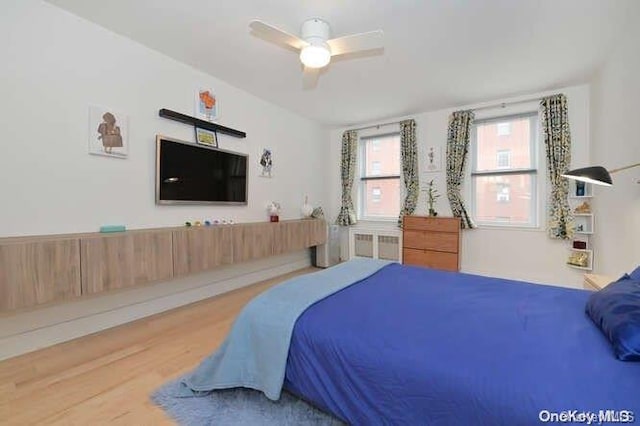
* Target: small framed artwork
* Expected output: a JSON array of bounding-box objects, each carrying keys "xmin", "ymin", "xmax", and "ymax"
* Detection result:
[
  {"xmin": 88, "ymin": 105, "xmax": 128, "ymax": 159},
  {"xmin": 195, "ymin": 88, "xmax": 219, "ymax": 122},
  {"xmin": 425, "ymin": 146, "xmax": 441, "ymax": 172},
  {"xmin": 259, "ymin": 148, "xmax": 273, "ymax": 178},
  {"xmin": 195, "ymin": 127, "xmax": 218, "ymax": 147}
]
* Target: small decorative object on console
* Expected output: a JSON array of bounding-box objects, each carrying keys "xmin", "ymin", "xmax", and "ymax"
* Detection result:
[
  {"xmin": 267, "ymin": 201, "xmax": 281, "ymax": 222},
  {"xmin": 99, "ymin": 225, "xmax": 126, "ymax": 233},
  {"xmin": 311, "ymin": 207, "xmax": 325, "ymax": 219},
  {"xmin": 301, "ymin": 195, "xmax": 313, "ymax": 218}
]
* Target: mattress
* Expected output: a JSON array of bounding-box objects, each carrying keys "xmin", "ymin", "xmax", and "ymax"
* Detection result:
[{"xmin": 283, "ymin": 263, "xmax": 640, "ymax": 425}]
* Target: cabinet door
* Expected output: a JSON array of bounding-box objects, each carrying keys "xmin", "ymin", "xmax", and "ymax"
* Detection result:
[
  {"xmin": 232, "ymin": 223, "xmax": 275, "ymax": 262},
  {"xmin": 0, "ymin": 239, "xmax": 81, "ymax": 310},
  {"xmin": 81, "ymin": 231, "xmax": 173, "ymax": 294},
  {"xmin": 306, "ymin": 219, "xmax": 328, "ymax": 247},
  {"xmin": 172, "ymin": 226, "xmax": 233, "ymax": 276}
]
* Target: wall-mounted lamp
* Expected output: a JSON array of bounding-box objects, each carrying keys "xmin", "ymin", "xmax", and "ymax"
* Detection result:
[{"xmin": 562, "ymin": 162, "xmax": 640, "ymax": 186}]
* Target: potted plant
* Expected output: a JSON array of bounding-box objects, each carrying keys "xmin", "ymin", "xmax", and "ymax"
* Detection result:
[{"xmin": 426, "ymin": 179, "xmax": 440, "ymax": 217}]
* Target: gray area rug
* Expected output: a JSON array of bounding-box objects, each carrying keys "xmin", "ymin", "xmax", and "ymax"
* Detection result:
[{"xmin": 151, "ymin": 376, "xmax": 345, "ymax": 425}]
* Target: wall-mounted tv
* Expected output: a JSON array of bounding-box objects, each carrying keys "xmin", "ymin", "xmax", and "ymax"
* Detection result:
[{"xmin": 156, "ymin": 135, "xmax": 248, "ymax": 205}]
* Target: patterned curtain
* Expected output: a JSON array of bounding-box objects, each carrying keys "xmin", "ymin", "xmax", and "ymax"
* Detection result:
[
  {"xmin": 446, "ymin": 110, "xmax": 476, "ymax": 229},
  {"xmin": 540, "ymin": 94, "xmax": 574, "ymax": 239},
  {"xmin": 335, "ymin": 130, "xmax": 358, "ymax": 226},
  {"xmin": 398, "ymin": 119, "xmax": 418, "ymax": 227}
]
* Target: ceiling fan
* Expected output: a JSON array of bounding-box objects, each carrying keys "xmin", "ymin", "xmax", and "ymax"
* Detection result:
[{"xmin": 249, "ymin": 18, "xmax": 384, "ymax": 87}]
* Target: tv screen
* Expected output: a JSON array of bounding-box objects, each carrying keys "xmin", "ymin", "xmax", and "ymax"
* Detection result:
[{"xmin": 156, "ymin": 136, "xmax": 248, "ymax": 205}]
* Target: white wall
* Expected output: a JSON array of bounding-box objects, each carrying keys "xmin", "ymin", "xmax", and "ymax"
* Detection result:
[
  {"xmin": 0, "ymin": 0, "xmax": 329, "ymax": 358},
  {"xmin": 329, "ymin": 85, "xmax": 591, "ymax": 288},
  {"xmin": 590, "ymin": 20, "xmax": 640, "ymax": 276},
  {"xmin": 0, "ymin": 1, "xmax": 329, "ymax": 238}
]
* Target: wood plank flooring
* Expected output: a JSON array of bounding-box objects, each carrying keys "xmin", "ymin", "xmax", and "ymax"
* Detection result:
[{"xmin": 0, "ymin": 267, "xmax": 317, "ymax": 425}]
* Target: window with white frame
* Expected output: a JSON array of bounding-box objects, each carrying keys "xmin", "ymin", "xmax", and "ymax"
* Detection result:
[
  {"xmin": 470, "ymin": 113, "xmax": 538, "ymax": 227},
  {"xmin": 372, "ymin": 187, "xmax": 382, "ymax": 202},
  {"xmin": 358, "ymin": 133, "xmax": 401, "ymax": 220},
  {"xmin": 496, "ymin": 150, "xmax": 511, "ymax": 168},
  {"xmin": 371, "ymin": 161, "xmax": 382, "ymax": 175}
]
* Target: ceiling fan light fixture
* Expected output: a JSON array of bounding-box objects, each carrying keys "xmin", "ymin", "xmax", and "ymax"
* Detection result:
[{"xmin": 300, "ymin": 42, "xmax": 331, "ymax": 68}]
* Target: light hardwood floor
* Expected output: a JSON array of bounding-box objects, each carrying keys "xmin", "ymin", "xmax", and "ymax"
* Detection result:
[{"xmin": 0, "ymin": 267, "xmax": 317, "ymax": 425}]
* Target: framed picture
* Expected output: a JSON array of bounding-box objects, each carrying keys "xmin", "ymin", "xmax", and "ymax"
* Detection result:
[
  {"xmin": 88, "ymin": 105, "xmax": 128, "ymax": 159},
  {"xmin": 259, "ymin": 148, "xmax": 273, "ymax": 178},
  {"xmin": 425, "ymin": 146, "xmax": 441, "ymax": 172},
  {"xmin": 195, "ymin": 127, "xmax": 218, "ymax": 147},
  {"xmin": 195, "ymin": 88, "xmax": 219, "ymax": 122}
]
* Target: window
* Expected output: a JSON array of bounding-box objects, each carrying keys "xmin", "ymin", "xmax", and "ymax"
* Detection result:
[
  {"xmin": 371, "ymin": 161, "xmax": 381, "ymax": 175},
  {"xmin": 496, "ymin": 182, "xmax": 510, "ymax": 202},
  {"xmin": 358, "ymin": 133, "xmax": 401, "ymax": 220},
  {"xmin": 470, "ymin": 113, "xmax": 538, "ymax": 227},
  {"xmin": 497, "ymin": 122, "xmax": 511, "ymax": 136},
  {"xmin": 372, "ymin": 187, "xmax": 381, "ymax": 202},
  {"xmin": 496, "ymin": 150, "xmax": 511, "ymax": 168}
]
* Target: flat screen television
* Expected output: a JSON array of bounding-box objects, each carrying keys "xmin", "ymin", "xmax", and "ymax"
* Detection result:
[{"xmin": 156, "ymin": 135, "xmax": 248, "ymax": 205}]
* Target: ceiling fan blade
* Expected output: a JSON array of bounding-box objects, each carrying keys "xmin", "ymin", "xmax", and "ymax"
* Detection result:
[
  {"xmin": 249, "ymin": 19, "xmax": 308, "ymax": 50},
  {"xmin": 302, "ymin": 66, "xmax": 320, "ymax": 90},
  {"xmin": 327, "ymin": 30, "xmax": 384, "ymax": 56}
]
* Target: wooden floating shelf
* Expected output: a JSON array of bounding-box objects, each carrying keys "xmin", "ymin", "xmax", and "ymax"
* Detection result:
[{"xmin": 159, "ymin": 108, "xmax": 247, "ymax": 138}]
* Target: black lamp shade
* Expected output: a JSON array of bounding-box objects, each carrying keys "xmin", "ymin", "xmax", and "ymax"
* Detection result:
[{"xmin": 562, "ymin": 166, "xmax": 613, "ymax": 186}]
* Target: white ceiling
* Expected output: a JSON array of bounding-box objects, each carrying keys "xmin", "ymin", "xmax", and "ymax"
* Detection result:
[{"xmin": 47, "ymin": 0, "xmax": 636, "ymax": 127}]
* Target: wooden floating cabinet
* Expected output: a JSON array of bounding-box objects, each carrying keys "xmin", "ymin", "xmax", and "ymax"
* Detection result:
[
  {"xmin": 0, "ymin": 237, "xmax": 81, "ymax": 311},
  {"xmin": 0, "ymin": 219, "xmax": 326, "ymax": 312}
]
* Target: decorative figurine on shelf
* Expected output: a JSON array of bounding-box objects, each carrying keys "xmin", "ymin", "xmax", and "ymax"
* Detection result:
[
  {"xmin": 426, "ymin": 179, "xmax": 440, "ymax": 217},
  {"xmin": 301, "ymin": 195, "xmax": 313, "ymax": 218},
  {"xmin": 567, "ymin": 251, "xmax": 589, "ymax": 267},
  {"xmin": 267, "ymin": 201, "xmax": 281, "ymax": 222},
  {"xmin": 574, "ymin": 201, "xmax": 591, "ymax": 214}
]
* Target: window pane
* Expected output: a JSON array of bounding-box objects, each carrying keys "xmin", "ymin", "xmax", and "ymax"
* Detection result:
[
  {"xmin": 363, "ymin": 134, "xmax": 400, "ymax": 176},
  {"xmin": 475, "ymin": 117, "xmax": 532, "ymax": 171},
  {"xmin": 362, "ymin": 178, "xmax": 400, "ymax": 218},
  {"xmin": 473, "ymin": 174, "xmax": 535, "ymax": 225}
]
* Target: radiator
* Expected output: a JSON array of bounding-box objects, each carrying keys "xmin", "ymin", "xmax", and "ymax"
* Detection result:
[{"xmin": 349, "ymin": 228, "xmax": 401, "ymax": 261}]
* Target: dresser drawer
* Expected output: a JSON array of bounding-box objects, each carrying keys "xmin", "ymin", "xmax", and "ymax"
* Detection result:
[
  {"xmin": 403, "ymin": 248, "xmax": 459, "ymax": 272},
  {"xmin": 403, "ymin": 230, "xmax": 458, "ymax": 253},
  {"xmin": 403, "ymin": 216, "xmax": 460, "ymax": 233}
]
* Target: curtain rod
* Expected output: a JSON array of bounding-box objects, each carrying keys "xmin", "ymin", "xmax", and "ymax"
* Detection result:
[
  {"xmin": 348, "ymin": 120, "xmax": 401, "ymax": 132},
  {"xmin": 471, "ymin": 97, "xmax": 543, "ymax": 113}
]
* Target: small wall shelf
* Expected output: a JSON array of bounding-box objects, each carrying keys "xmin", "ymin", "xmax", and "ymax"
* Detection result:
[
  {"xmin": 159, "ymin": 108, "xmax": 246, "ymax": 138},
  {"xmin": 567, "ymin": 181, "xmax": 595, "ymax": 271}
]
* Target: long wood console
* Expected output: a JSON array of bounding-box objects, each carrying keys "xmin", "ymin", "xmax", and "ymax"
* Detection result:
[{"xmin": 0, "ymin": 219, "xmax": 326, "ymax": 312}]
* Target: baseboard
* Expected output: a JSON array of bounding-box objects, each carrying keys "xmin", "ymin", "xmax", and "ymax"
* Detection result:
[{"xmin": 0, "ymin": 251, "xmax": 311, "ymax": 361}]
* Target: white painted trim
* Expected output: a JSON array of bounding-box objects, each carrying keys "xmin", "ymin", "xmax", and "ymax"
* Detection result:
[{"xmin": 0, "ymin": 252, "xmax": 310, "ymax": 361}]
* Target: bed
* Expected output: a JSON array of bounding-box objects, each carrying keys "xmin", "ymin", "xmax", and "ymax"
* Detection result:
[{"xmin": 180, "ymin": 259, "xmax": 640, "ymax": 425}]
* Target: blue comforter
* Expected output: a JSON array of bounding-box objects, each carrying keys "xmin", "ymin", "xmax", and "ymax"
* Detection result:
[
  {"xmin": 284, "ymin": 263, "xmax": 640, "ymax": 425},
  {"xmin": 177, "ymin": 258, "xmax": 391, "ymax": 400}
]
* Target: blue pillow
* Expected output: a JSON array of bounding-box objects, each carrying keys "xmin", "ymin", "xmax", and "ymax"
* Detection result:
[
  {"xmin": 585, "ymin": 276, "xmax": 640, "ymax": 361},
  {"xmin": 630, "ymin": 266, "xmax": 640, "ymax": 281}
]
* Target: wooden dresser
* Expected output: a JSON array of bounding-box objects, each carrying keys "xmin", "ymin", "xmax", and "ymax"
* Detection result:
[{"xmin": 402, "ymin": 216, "xmax": 461, "ymax": 272}]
